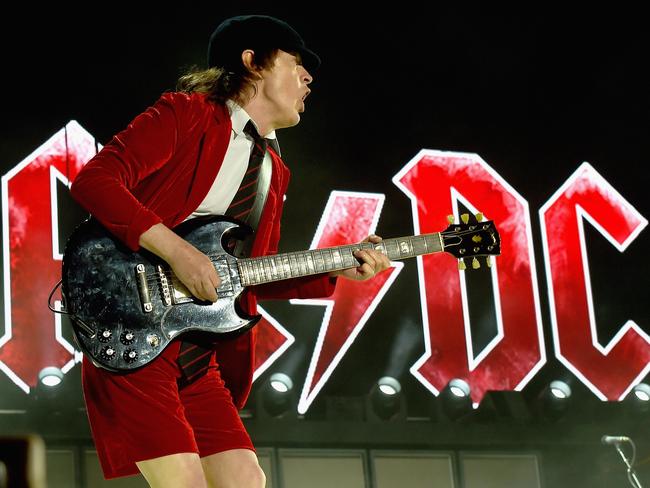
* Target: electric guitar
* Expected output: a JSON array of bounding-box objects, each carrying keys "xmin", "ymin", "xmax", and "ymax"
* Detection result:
[{"xmin": 61, "ymin": 214, "xmax": 500, "ymax": 372}]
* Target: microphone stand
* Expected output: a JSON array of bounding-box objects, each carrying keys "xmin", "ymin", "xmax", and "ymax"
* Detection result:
[{"xmin": 611, "ymin": 439, "xmax": 643, "ymax": 488}]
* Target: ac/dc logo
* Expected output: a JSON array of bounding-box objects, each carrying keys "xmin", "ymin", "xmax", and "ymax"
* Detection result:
[{"xmin": 1, "ymin": 122, "xmax": 648, "ymax": 412}]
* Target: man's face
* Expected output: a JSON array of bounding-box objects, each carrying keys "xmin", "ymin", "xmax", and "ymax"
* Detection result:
[{"xmin": 258, "ymin": 50, "xmax": 313, "ymax": 129}]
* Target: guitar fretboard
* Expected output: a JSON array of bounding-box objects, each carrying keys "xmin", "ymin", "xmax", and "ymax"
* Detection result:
[{"xmin": 237, "ymin": 233, "xmax": 442, "ymax": 286}]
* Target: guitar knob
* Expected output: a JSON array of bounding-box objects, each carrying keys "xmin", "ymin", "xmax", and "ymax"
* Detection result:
[
  {"xmin": 458, "ymin": 260, "xmax": 467, "ymax": 271},
  {"xmin": 475, "ymin": 212, "xmax": 484, "ymax": 222},
  {"xmin": 472, "ymin": 257, "xmax": 480, "ymax": 269},
  {"xmin": 98, "ymin": 329, "xmax": 112, "ymax": 343},
  {"xmin": 486, "ymin": 256, "xmax": 492, "ymax": 268},
  {"xmin": 100, "ymin": 346, "xmax": 116, "ymax": 360},
  {"xmin": 461, "ymin": 213, "xmax": 469, "ymax": 224},
  {"xmin": 123, "ymin": 349, "xmax": 138, "ymax": 363},
  {"xmin": 147, "ymin": 334, "xmax": 161, "ymax": 348},
  {"xmin": 447, "ymin": 215, "xmax": 455, "ymax": 224},
  {"xmin": 120, "ymin": 330, "xmax": 135, "ymax": 345}
]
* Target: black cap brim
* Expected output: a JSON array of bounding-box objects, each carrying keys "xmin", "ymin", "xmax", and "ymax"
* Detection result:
[{"xmin": 297, "ymin": 47, "xmax": 321, "ymax": 72}]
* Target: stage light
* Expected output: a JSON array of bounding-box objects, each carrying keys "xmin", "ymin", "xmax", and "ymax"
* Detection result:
[
  {"xmin": 625, "ymin": 383, "xmax": 650, "ymax": 415},
  {"xmin": 260, "ymin": 373, "xmax": 294, "ymax": 418},
  {"xmin": 632, "ymin": 383, "xmax": 650, "ymax": 402},
  {"xmin": 536, "ymin": 380, "xmax": 572, "ymax": 421},
  {"xmin": 367, "ymin": 376, "xmax": 406, "ymax": 421},
  {"xmin": 440, "ymin": 379, "xmax": 472, "ymax": 421},
  {"xmin": 377, "ymin": 376, "xmax": 401, "ymax": 396},
  {"xmin": 270, "ymin": 373, "xmax": 293, "ymax": 394},
  {"xmin": 37, "ymin": 367, "xmax": 63, "ymax": 387},
  {"xmin": 549, "ymin": 380, "xmax": 571, "ymax": 399},
  {"xmin": 449, "ymin": 378, "xmax": 470, "ymax": 398}
]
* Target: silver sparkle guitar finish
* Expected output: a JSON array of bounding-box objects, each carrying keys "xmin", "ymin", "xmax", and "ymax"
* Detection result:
[{"xmin": 62, "ymin": 216, "xmax": 255, "ymax": 372}]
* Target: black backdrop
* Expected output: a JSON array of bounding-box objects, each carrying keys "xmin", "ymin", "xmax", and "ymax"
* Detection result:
[{"xmin": 1, "ymin": 5, "xmax": 649, "ymax": 486}]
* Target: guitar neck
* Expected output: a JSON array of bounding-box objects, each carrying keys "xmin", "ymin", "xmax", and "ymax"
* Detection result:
[{"xmin": 237, "ymin": 233, "xmax": 443, "ymax": 287}]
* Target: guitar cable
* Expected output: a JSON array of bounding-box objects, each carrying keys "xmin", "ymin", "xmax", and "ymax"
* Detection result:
[{"xmin": 47, "ymin": 279, "xmax": 69, "ymax": 315}]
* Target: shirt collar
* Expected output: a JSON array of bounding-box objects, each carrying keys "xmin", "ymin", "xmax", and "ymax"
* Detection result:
[{"xmin": 226, "ymin": 100, "xmax": 277, "ymax": 141}]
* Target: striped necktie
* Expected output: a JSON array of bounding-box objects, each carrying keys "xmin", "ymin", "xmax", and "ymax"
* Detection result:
[
  {"xmin": 225, "ymin": 120, "xmax": 269, "ymax": 222},
  {"xmin": 177, "ymin": 121, "xmax": 270, "ymax": 386}
]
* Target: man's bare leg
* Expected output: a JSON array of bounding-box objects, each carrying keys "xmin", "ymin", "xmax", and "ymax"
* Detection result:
[{"xmin": 136, "ymin": 452, "xmax": 208, "ymax": 488}]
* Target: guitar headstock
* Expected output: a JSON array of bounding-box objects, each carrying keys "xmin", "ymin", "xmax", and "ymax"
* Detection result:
[{"xmin": 441, "ymin": 213, "xmax": 501, "ymax": 270}]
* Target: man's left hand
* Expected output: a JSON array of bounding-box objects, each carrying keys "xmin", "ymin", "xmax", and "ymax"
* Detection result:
[{"xmin": 330, "ymin": 235, "xmax": 391, "ymax": 281}]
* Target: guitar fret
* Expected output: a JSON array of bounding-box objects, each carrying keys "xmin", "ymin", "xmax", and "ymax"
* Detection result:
[
  {"xmin": 280, "ymin": 254, "xmax": 289, "ymax": 278},
  {"xmin": 255, "ymin": 259, "xmax": 264, "ymax": 283},
  {"xmin": 332, "ymin": 248, "xmax": 342, "ymax": 269},
  {"xmin": 261, "ymin": 258, "xmax": 268, "ymax": 281},
  {"xmin": 269, "ymin": 256, "xmax": 278, "ymax": 280},
  {"xmin": 321, "ymin": 249, "xmax": 330, "ymax": 272},
  {"xmin": 279, "ymin": 255, "xmax": 286, "ymax": 279},
  {"xmin": 274, "ymin": 256, "xmax": 280, "ymax": 278},
  {"xmin": 241, "ymin": 260, "xmax": 249, "ymax": 285},
  {"xmin": 428, "ymin": 233, "xmax": 442, "ymax": 253},
  {"xmin": 301, "ymin": 252, "xmax": 309, "ymax": 275},
  {"xmin": 373, "ymin": 241, "xmax": 387, "ymax": 257},
  {"xmin": 306, "ymin": 252, "xmax": 315, "ymax": 275},
  {"xmin": 313, "ymin": 250, "xmax": 324, "ymax": 273},
  {"xmin": 397, "ymin": 238, "xmax": 413, "ymax": 258},
  {"xmin": 289, "ymin": 253, "xmax": 299, "ymax": 277},
  {"xmin": 318, "ymin": 249, "xmax": 330, "ymax": 272},
  {"xmin": 247, "ymin": 260, "xmax": 254, "ymax": 285},
  {"xmin": 252, "ymin": 259, "xmax": 260, "ymax": 284},
  {"xmin": 275, "ymin": 255, "xmax": 285, "ymax": 279},
  {"xmin": 344, "ymin": 246, "xmax": 357, "ymax": 268},
  {"xmin": 412, "ymin": 236, "xmax": 427, "ymax": 256},
  {"xmin": 269, "ymin": 256, "xmax": 278, "ymax": 279},
  {"xmin": 238, "ymin": 261, "xmax": 246, "ymax": 286},
  {"xmin": 302, "ymin": 251, "xmax": 311, "ymax": 276},
  {"xmin": 296, "ymin": 252, "xmax": 305, "ymax": 276},
  {"xmin": 294, "ymin": 253, "xmax": 302, "ymax": 276},
  {"xmin": 248, "ymin": 260, "xmax": 256, "ymax": 284},
  {"xmin": 385, "ymin": 239, "xmax": 399, "ymax": 260}
]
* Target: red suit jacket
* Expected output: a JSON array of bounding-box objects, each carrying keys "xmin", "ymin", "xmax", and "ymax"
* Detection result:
[{"xmin": 70, "ymin": 91, "xmax": 336, "ymax": 408}]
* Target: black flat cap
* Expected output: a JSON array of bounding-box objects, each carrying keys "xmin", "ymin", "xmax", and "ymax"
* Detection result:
[{"xmin": 207, "ymin": 15, "xmax": 320, "ymax": 72}]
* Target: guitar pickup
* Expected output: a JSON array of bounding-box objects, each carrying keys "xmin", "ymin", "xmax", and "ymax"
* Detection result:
[
  {"xmin": 135, "ymin": 264, "xmax": 153, "ymax": 313},
  {"xmin": 214, "ymin": 256, "xmax": 233, "ymax": 295}
]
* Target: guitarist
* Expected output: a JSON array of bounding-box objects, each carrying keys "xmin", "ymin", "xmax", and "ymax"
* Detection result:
[{"xmin": 69, "ymin": 15, "xmax": 390, "ymax": 488}]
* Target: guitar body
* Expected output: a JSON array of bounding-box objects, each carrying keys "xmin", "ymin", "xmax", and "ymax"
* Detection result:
[{"xmin": 62, "ymin": 216, "xmax": 258, "ymax": 372}]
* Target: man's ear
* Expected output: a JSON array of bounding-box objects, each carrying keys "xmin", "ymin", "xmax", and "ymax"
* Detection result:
[{"xmin": 241, "ymin": 49, "xmax": 260, "ymax": 75}]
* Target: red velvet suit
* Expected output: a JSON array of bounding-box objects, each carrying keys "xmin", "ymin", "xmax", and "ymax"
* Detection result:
[{"xmin": 70, "ymin": 91, "xmax": 336, "ymax": 408}]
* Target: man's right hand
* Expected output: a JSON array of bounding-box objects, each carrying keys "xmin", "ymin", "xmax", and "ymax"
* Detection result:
[{"xmin": 138, "ymin": 223, "xmax": 221, "ymax": 302}]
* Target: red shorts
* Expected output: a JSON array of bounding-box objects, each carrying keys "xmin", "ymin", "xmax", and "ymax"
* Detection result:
[{"xmin": 82, "ymin": 340, "xmax": 254, "ymax": 479}]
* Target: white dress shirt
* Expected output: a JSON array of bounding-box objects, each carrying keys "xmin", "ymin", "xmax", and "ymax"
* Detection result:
[{"xmin": 188, "ymin": 100, "xmax": 277, "ymax": 218}]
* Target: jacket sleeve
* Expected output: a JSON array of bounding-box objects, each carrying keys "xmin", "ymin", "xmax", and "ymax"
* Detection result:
[{"xmin": 70, "ymin": 92, "xmax": 189, "ymax": 251}]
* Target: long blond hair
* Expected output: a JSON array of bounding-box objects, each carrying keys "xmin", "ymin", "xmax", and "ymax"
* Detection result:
[{"xmin": 176, "ymin": 48, "xmax": 279, "ymax": 105}]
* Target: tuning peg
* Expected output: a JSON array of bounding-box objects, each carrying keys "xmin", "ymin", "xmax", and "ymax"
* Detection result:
[
  {"xmin": 447, "ymin": 214, "xmax": 455, "ymax": 224},
  {"xmin": 486, "ymin": 256, "xmax": 492, "ymax": 268},
  {"xmin": 458, "ymin": 260, "xmax": 466, "ymax": 271},
  {"xmin": 461, "ymin": 213, "xmax": 469, "ymax": 224},
  {"xmin": 472, "ymin": 257, "xmax": 480, "ymax": 269},
  {"xmin": 475, "ymin": 212, "xmax": 483, "ymax": 222}
]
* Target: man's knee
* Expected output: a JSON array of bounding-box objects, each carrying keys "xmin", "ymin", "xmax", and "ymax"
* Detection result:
[
  {"xmin": 238, "ymin": 461, "xmax": 266, "ymax": 488},
  {"xmin": 203, "ymin": 451, "xmax": 266, "ymax": 488}
]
